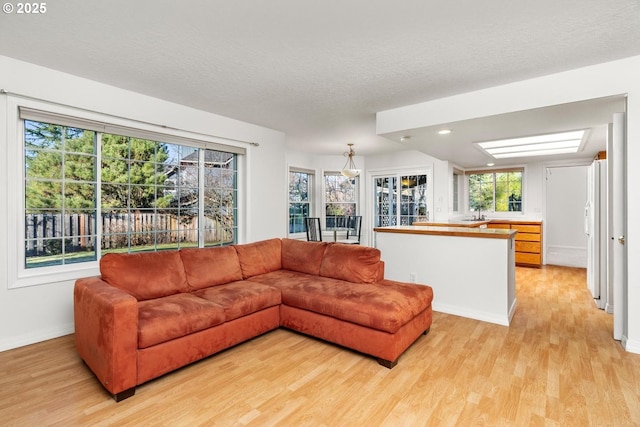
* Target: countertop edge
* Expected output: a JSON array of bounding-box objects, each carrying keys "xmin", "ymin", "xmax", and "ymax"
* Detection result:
[{"xmin": 374, "ymin": 226, "xmax": 518, "ymax": 239}]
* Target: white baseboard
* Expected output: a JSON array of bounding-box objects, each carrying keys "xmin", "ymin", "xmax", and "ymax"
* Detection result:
[
  {"xmin": 0, "ymin": 323, "xmax": 74, "ymax": 352},
  {"xmin": 432, "ymin": 302, "xmax": 510, "ymax": 327},
  {"xmin": 546, "ymin": 245, "xmax": 587, "ymax": 268},
  {"xmin": 622, "ymin": 335, "xmax": 640, "ymax": 354}
]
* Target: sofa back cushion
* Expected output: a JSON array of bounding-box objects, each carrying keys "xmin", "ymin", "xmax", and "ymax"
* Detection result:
[
  {"xmin": 234, "ymin": 238, "xmax": 282, "ymax": 278},
  {"xmin": 281, "ymin": 238, "xmax": 329, "ymax": 276},
  {"xmin": 319, "ymin": 244, "xmax": 381, "ymax": 284},
  {"xmin": 180, "ymin": 246, "xmax": 243, "ymax": 290},
  {"xmin": 100, "ymin": 251, "xmax": 189, "ymax": 300}
]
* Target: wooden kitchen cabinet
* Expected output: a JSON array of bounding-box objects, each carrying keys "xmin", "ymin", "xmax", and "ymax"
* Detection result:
[{"xmin": 487, "ymin": 221, "xmax": 542, "ymax": 268}]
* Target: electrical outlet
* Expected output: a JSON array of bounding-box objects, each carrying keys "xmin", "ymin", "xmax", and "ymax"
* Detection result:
[{"xmin": 410, "ymin": 272, "xmax": 417, "ymax": 283}]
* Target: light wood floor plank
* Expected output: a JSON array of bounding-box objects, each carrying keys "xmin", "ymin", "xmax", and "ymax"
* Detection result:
[{"xmin": 1, "ymin": 265, "xmax": 640, "ymax": 426}]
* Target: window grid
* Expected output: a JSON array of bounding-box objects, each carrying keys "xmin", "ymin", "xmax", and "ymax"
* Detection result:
[
  {"xmin": 324, "ymin": 173, "xmax": 357, "ymax": 228},
  {"xmin": 289, "ymin": 170, "xmax": 312, "ymax": 234},
  {"xmin": 24, "ymin": 119, "xmax": 238, "ymax": 269},
  {"xmin": 468, "ymin": 170, "xmax": 523, "ymax": 213}
]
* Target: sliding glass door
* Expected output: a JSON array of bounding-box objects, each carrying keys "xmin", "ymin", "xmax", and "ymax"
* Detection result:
[{"xmin": 374, "ymin": 173, "xmax": 429, "ymax": 227}]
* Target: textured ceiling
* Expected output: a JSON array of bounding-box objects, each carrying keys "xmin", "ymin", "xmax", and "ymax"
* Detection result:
[{"xmin": 1, "ymin": 0, "xmax": 639, "ymax": 160}]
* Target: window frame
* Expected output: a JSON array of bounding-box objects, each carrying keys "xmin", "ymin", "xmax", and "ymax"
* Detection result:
[
  {"xmin": 7, "ymin": 97, "xmax": 246, "ymax": 289},
  {"xmin": 373, "ymin": 171, "xmax": 431, "ymax": 227},
  {"xmin": 452, "ymin": 167, "xmax": 463, "ymax": 213},
  {"xmin": 288, "ymin": 167, "xmax": 314, "ymax": 237},
  {"xmin": 465, "ymin": 167, "xmax": 524, "ymax": 215},
  {"xmin": 323, "ymin": 171, "xmax": 358, "ymax": 229}
]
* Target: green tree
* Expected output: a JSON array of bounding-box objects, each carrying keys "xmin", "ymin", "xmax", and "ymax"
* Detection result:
[
  {"xmin": 25, "ymin": 121, "xmax": 96, "ymax": 210},
  {"xmin": 101, "ymin": 134, "xmax": 172, "ymax": 209},
  {"xmin": 25, "ymin": 122, "xmax": 173, "ymax": 211}
]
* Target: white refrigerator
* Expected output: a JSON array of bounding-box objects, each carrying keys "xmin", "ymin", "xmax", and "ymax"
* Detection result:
[{"xmin": 585, "ymin": 159, "xmax": 608, "ymax": 310}]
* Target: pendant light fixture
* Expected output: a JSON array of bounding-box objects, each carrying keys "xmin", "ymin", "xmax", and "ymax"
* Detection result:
[{"xmin": 341, "ymin": 143, "xmax": 361, "ymax": 178}]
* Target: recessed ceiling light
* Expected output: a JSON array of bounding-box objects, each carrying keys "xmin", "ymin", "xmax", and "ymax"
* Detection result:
[
  {"xmin": 475, "ymin": 130, "xmax": 585, "ymax": 159},
  {"xmin": 400, "ymin": 136, "xmax": 411, "ymax": 142},
  {"xmin": 438, "ymin": 129, "xmax": 451, "ymax": 135},
  {"xmin": 486, "ymin": 162, "xmax": 495, "ymax": 167}
]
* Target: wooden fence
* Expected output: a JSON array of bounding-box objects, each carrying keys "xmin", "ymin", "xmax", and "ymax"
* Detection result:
[{"xmin": 25, "ymin": 212, "xmax": 233, "ymax": 256}]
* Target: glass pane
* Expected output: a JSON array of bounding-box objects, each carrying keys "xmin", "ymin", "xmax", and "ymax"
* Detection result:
[
  {"xmin": 26, "ymin": 180, "xmax": 63, "ymax": 209},
  {"xmin": 101, "ymin": 211, "xmax": 131, "ymax": 237},
  {"xmin": 101, "ymin": 158, "xmax": 129, "ymax": 183},
  {"xmin": 496, "ymin": 171, "xmax": 522, "ymax": 212},
  {"xmin": 64, "ymin": 153, "xmax": 95, "ymax": 181},
  {"xmin": 101, "ymin": 134, "xmax": 130, "ymax": 160},
  {"xmin": 375, "ymin": 176, "xmax": 397, "ymax": 227},
  {"xmin": 25, "ymin": 238, "xmax": 63, "ymax": 268},
  {"xmin": 65, "ymin": 183, "xmax": 95, "ymax": 209},
  {"xmin": 400, "ymin": 174, "xmax": 428, "ymax": 224},
  {"xmin": 469, "ymin": 173, "xmax": 494, "ymax": 212},
  {"xmin": 26, "ymin": 150, "xmax": 63, "ymax": 180},
  {"xmin": 25, "ymin": 120, "xmax": 63, "ymax": 150},
  {"xmin": 101, "ymin": 183, "xmax": 129, "ymax": 209},
  {"xmin": 65, "ymin": 128, "xmax": 95, "ymax": 154},
  {"xmin": 289, "ymin": 172, "xmax": 309, "ymax": 202},
  {"xmin": 325, "ymin": 174, "xmax": 356, "ymax": 202},
  {"xmin": 289, "ymin": 202, "xmax": 309, "ymax": 233}
]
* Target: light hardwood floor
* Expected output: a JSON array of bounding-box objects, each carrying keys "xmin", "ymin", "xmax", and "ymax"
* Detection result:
[{"xmin": 2, "ymin": 266, "xmax": 640, "ymax": 426}]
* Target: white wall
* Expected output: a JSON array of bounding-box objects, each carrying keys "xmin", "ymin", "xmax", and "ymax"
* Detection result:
[
  {"xmin": 545, "ymin": 165, "xmax": 589, "ymax": 267},
  {"xmin": 377, "ymin": 55, "xmax": 640, "ymax": 353},
  {"xmin": 0, "ymin": 56, "xmax": 287, "ymax": 351}
]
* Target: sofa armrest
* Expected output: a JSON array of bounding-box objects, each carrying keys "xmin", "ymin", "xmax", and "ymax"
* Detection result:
[
  {"xmin": 74, "ymin": 276, "xmax": 138, "ymax": 397},
  {"xmin": 377, "ymin": 261, "xmax": 385, "ymax": 282}
]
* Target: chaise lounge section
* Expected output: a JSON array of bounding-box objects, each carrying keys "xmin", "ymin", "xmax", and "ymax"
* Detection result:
[{"xmin": 74, "ymin": 238, "xmax": 433, "ymax": 401}]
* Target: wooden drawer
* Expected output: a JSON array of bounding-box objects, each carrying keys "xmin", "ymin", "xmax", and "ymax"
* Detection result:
[
  {"xmin": 515, "ymin": 241, "xmax": 541, "ymax": 253},
  {"xmin": 515, "ymin": 232, "xmax": 541, "ymax": 242},
  {"xmin": 516, "ymin": 252, "xmax": 541, "ymax": 265},
  {"xmin": 487, "ymin": 223, "xmax": 510, "ymax": 229},
  {"xmin": 512, "ymin": 224, "xmax": 541, "ymax": 233}
]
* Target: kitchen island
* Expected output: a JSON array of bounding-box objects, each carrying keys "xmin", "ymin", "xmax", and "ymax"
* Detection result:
[{"xmin": 374, "ymin": 225, "xmax": 518, "ymax": 326}]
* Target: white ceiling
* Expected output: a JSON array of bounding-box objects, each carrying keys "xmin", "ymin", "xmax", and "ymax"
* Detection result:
[{"xmin": 1, "ymin": 0, "xmax": 639, "ymax": 166}]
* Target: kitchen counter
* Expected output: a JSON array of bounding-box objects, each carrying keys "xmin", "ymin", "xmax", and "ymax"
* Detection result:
[
  {"xmin": 412, "ymin": 220, "xmax": 490, "ymax": 228},
  {"xmin": 374, "ymin": 225, "xmax": 517, "ymax": 326},
  {"xmin": 374, "ymin": 225, "xmax": 516, "ymax": 239}
]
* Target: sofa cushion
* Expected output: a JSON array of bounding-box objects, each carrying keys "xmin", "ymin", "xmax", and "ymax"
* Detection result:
[
  {"xmin": 319, "ymin": 244, "xmax": 381, "ymax": 284},
  {"xmin": 193, "ymin": 280, "xmax": 281, "ymax": 322},
  {"xmin": 281, "ymin": 238, "xmax": 329, "ymax": 276},
  {"xmin": 180, "ymin": 246, "xmax": 243, "ymax": 290},
  {"xmin": 274, "ymin": 274, "xmax": 433, "ymax": 333},
  {"xmin": 234, "ymin": 238, "xmax": 282, "ymax": 279},
  {"xmin": 100, "ymin": 251, "xmax": 189, "ymax": 300},
  {"xmin": 248, "ymin": 269, "xmax": 317, "ymax": 289},
  {"xmin": 137, "ymin": 293, "xmax": 226, "ymax": 349}
]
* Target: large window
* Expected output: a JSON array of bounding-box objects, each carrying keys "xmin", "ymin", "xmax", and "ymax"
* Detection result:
[
  {"xmin": 288, "ymin": 169, "xmax": 313, "ymax": 234},
  {"xmin": 22, "ymin": 114, "xmax": 240, "ymax": 272},
  {"xmin": 374, "ymin": 173, "xmax": 429, "ymax": 226},
  {"xmin": 467, "ymin": 169, "xmax": 523, "ymax": 213},
  {"xmin": 324, "ymin": 173, "xmax": 357, "ymax": 228}
]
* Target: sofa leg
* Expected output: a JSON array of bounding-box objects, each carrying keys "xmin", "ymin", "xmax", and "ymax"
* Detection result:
[
  {"xmin": 377, "ymin": 358, "xmax": 398, "ymax": 369},
  {"xmin": 423, "ymin": 327, "xmax": 431, "ymax": 336},
  {"xmin": 113, "ymin": 387, "xmax": 136, "ymax": 402}
]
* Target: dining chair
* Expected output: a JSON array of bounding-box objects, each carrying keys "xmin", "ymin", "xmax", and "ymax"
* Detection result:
[
  {"xmin": 336, "ymin": 215, "xmax": 362, "ymax": 244},
  {"xmin": 305, "ymin": 217, "xmax": 323, "ymax": 242}
]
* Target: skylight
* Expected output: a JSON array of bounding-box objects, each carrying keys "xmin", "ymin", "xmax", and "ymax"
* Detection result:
[{"xmin": 476, "ymin": 130, "xmax": 585, "ymax": 159}]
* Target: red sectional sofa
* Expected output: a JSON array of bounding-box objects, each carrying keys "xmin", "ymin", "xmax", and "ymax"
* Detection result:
[{"xmin": 74, "ymin": 238, "xmax": 433, "ymax": 401}]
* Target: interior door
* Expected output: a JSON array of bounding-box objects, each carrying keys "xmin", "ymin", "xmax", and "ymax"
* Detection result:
[{"xmin": 610, "ymin": 112, "xmax": 626, "ymax": 340}]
